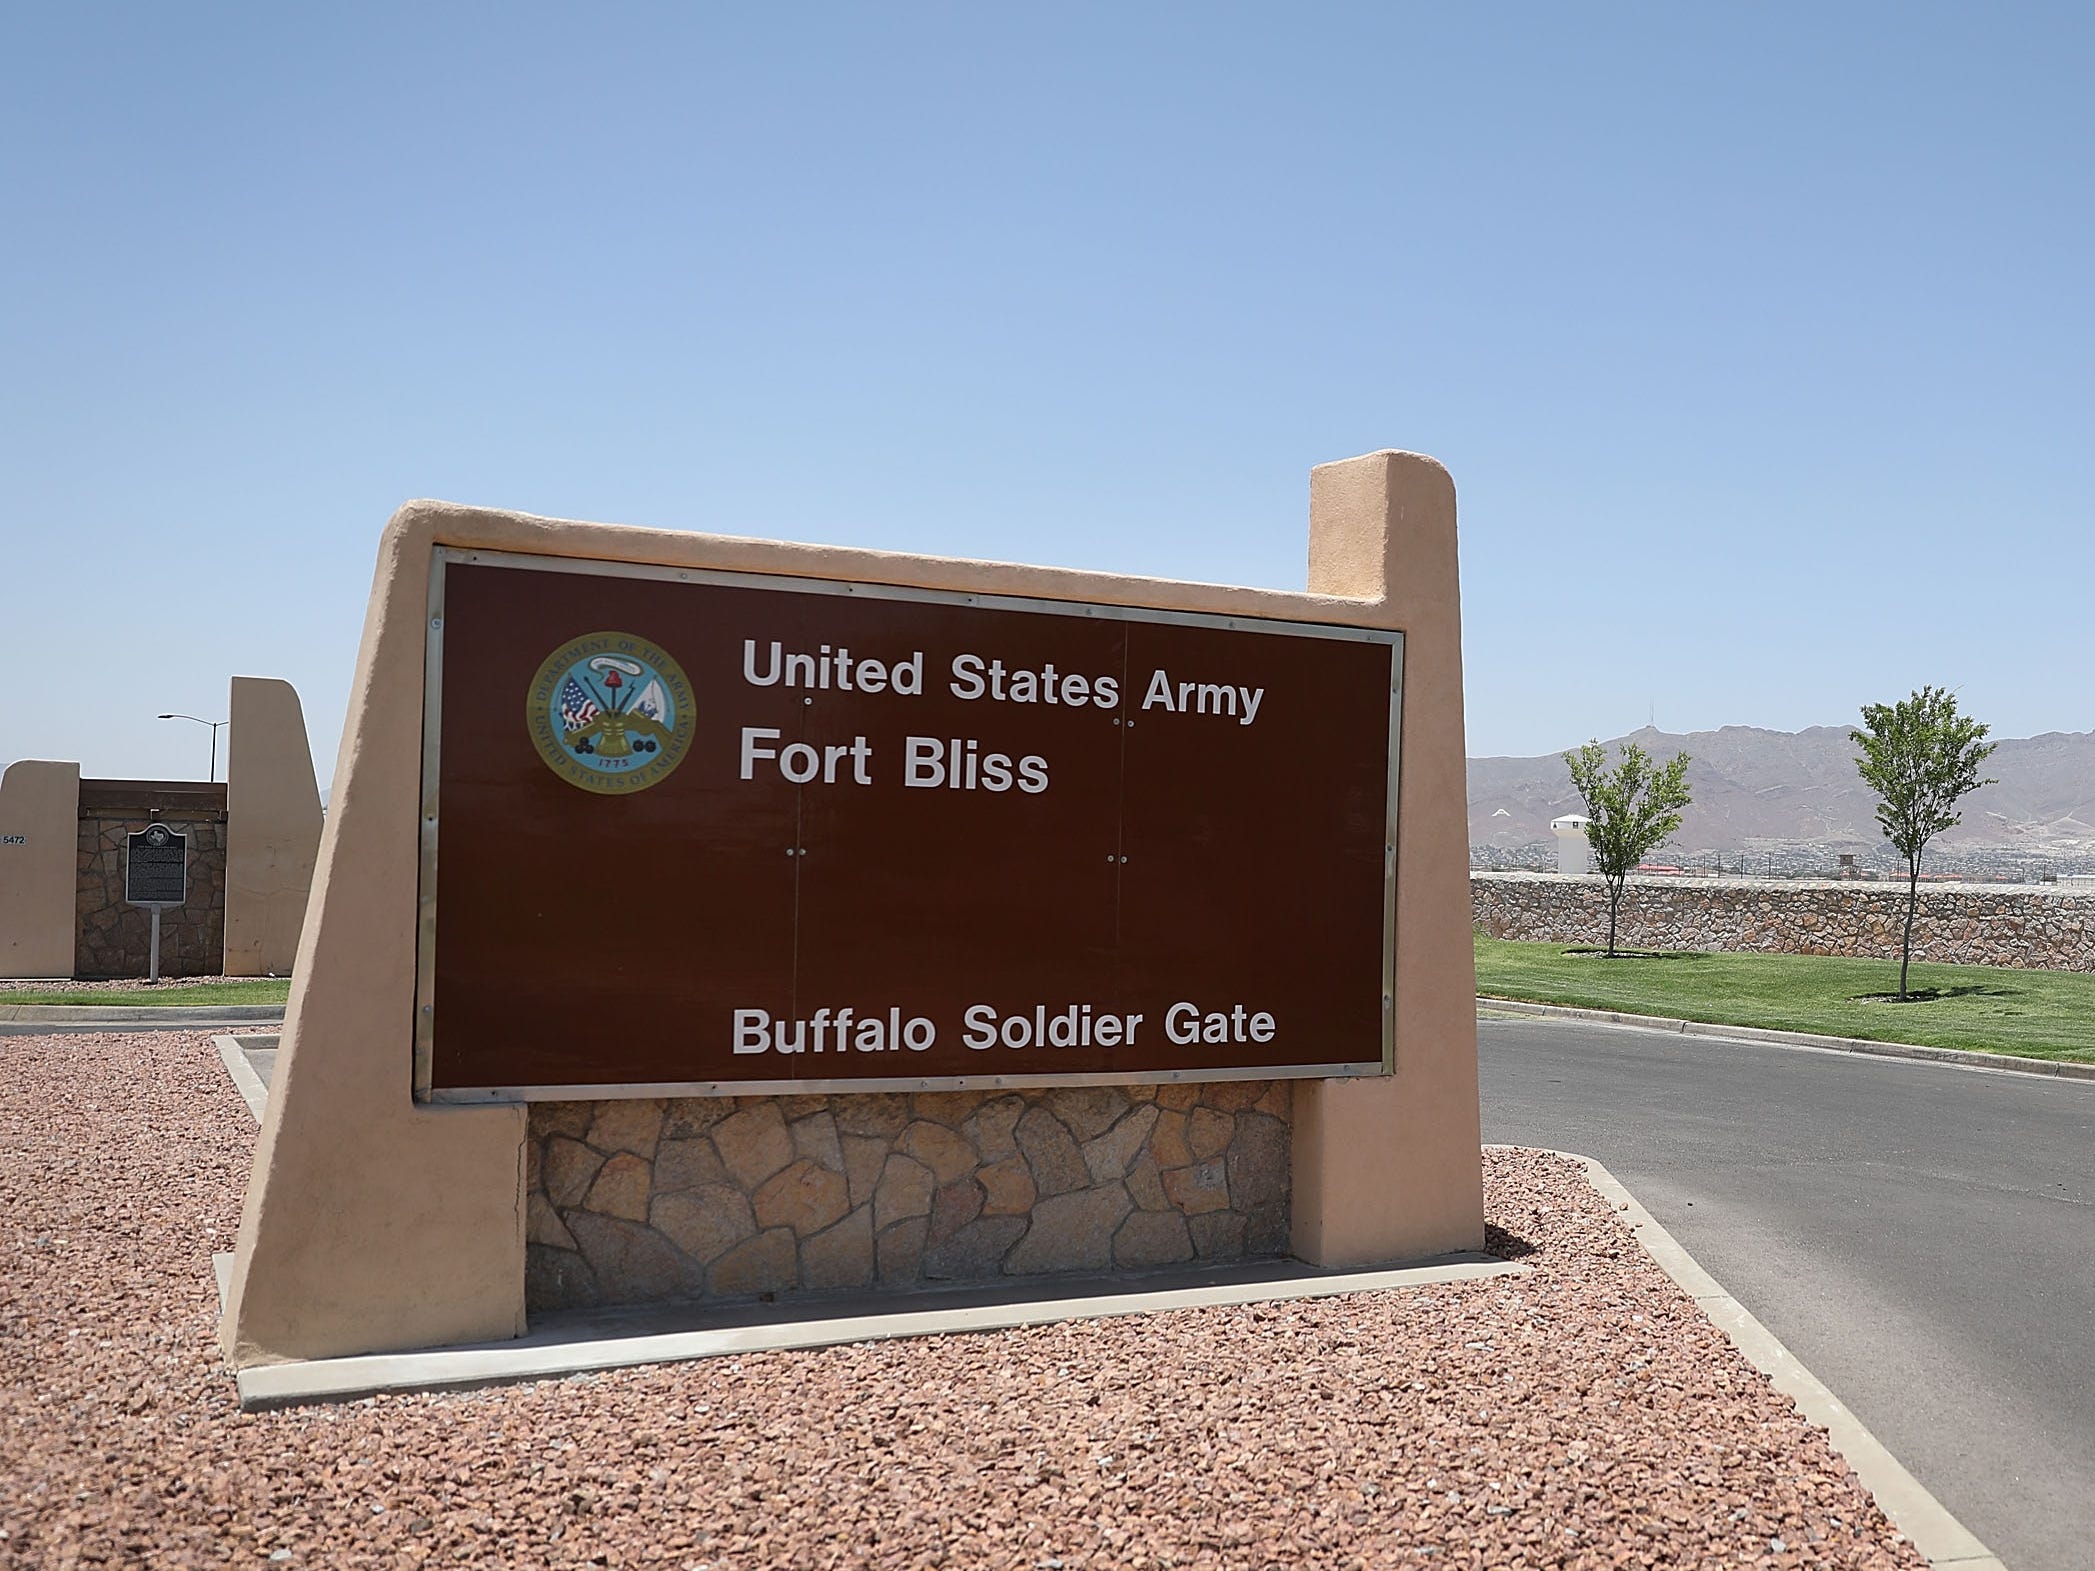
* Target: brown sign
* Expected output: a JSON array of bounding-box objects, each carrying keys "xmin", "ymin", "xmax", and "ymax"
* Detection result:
[{"xmin": 417, "ymin": 550, "xmax": 1400, "ymax": 1099}]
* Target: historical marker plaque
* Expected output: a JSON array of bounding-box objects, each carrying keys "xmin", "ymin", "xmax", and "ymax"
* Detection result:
[
  {"xmin": 416, "ymin": 550, "xmax": 1401, "ymax": 1100},
  {"xmin": 125, "ymin": 824, "xmax": 189, "ymax": 907}
]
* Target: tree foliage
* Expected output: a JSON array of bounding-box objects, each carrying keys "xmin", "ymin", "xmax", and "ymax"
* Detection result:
[
  {"xmin": 1563, "ymin": 740, "xmax": 1694, "ymax": 957},
  {"xmin": 1851, "ymin": 686, "xmax": 1997, "ymax": 999}
]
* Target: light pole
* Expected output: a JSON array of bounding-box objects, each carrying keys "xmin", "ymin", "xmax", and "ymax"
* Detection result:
[{"xmin": 157, "ymin": 713, "xmax": 227, "ymax": 782}]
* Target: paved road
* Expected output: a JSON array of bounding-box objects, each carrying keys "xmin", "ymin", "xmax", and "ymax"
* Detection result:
[{"xmin": 1481, "ymin": 1014, "xmax": 2095, "ymax": 1571}]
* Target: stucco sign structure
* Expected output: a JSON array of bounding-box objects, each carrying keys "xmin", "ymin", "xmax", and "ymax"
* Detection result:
[
  {"xmin": 420, "ymin": 555, "xmax": 1400, "ymax": 1100},
  {"xmin": 222, "ymin": 450, "xmax": 1485, "ymax": 1370}
]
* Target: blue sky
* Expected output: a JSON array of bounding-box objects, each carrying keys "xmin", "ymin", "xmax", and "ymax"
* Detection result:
[{"xmin": 3, "ymin": 4, "xmax": 2089, "ymax": 784}]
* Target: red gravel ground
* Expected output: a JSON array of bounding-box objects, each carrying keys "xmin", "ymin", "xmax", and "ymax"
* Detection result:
[{"xmin": 2, "ymin": 1031, "xmax": 1926, "ymax": 1571}]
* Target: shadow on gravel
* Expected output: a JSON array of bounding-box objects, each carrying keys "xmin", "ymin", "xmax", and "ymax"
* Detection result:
[{"xmin": 1483, "ymin": 1223, "xmax": 1539, "ymax": 1261}]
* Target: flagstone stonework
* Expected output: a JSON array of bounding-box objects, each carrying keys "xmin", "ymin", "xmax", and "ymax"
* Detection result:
[
  {"xmin": 524, "ymin": 1082, "xmax": 1292, "ymax": 1311},
  {"xmin": 74, "ymin": 783, "xmax": 229, "ymax": 979}
]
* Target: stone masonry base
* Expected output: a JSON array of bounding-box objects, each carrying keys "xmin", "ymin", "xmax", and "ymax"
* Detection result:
[{"xmin": 525, "ymin": 1083, "xmax": 1291, "ymax": 1313}]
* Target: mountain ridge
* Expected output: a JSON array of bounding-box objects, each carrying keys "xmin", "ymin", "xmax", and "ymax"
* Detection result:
[{"xmin": 1468, "ymin": 722, "xmax": 2095, "ymax": 865}]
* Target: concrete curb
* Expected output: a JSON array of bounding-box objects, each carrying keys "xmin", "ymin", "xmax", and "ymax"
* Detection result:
[
  {"xmin": 1512, "ymin": 1146, "xmax": 2006, "ymax": 1571},
  {"xmin": 0, "ymin": 1002, "xmax": 286, "ymax": 1023},
  {"xmin": 1480, "ymin": 995, "xmax": 2095, "ymax": 1081},
  {"xmin": 212, "ymin": 1033, "xmax": 272, "ymax": 1124},
  {"xmin": 224, "ymin": 1254, "xmax": 1530, "ymax": 1411}
]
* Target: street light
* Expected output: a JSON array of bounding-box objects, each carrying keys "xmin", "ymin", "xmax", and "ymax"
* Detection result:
[{"xmin": 157, "ymin": 713, "xmax": 228, "ymax": 782}]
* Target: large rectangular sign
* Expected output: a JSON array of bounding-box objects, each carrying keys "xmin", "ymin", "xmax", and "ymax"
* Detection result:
[{"xmin": 416, "ymin": 549, "xmax": 1400, "ymax": 1100}]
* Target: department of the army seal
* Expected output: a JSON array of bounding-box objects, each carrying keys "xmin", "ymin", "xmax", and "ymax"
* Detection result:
[{"xmin": 526, "ymin": 632, "xmax": 694, "ymax": 794}]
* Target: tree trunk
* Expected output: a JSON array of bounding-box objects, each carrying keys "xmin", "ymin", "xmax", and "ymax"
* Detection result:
[
  {"xmin": 1900, "ymin": 856, "xmax": 1921, "ymax": 1000},
  {"xmin": 1607, "ymin": 881, "xmax": 1621, "ymax": 958}
]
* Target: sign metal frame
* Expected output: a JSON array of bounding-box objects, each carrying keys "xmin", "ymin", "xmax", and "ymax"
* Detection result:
[
  {"xmin": 125, "ymin": 823, "xmax": 189, "ymax": 985},
  {"xmin": 124, "ymin": 823, "xmax": 189, "ymax": 907},
  {"xmin": 413, "ymin": 546, "xmax": 1403, "ymax": 1103}
]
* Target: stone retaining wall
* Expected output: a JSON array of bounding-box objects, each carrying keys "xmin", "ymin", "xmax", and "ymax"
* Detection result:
[
  {"xmin": 75, "ymin": 792, "xmax": 228, "ymax": 979},
  {"xmin": 526, "ymin": 1081, "xmax": 1290, "ymax": 1312},
  {"xmin": 1472, "ymin": 871, "xmax": 2095, "ymax": 972}
]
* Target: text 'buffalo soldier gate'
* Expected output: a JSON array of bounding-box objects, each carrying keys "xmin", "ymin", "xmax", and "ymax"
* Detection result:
[{"xmin": 222, "ymin": 450, "xmax": 1483, "ymax": 1367}]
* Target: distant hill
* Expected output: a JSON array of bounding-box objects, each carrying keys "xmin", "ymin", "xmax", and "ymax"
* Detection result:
[{"xmin": 1469, "ymin": 724, "xmax": 2095, "ymax": 868}]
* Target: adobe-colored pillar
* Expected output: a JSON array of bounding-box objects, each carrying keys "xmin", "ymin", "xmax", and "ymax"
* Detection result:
[
  {"xmin": 222, "ymin": 521, "xmax": 527, "ymax": 1368},
  {"xmin": 0, "ymin": 760, "xmax": 82, "ymax": 979},
  {"xmin": 224, "ymin": 677, "xmax": 324, "ymax": 977},
  {"xmin": 1290, "ymin": 452, "xmax": 1485, "ymax": 1266}
]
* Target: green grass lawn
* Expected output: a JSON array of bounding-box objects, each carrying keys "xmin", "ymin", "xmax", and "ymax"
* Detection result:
[
  {"xmin": 0, "ymin": 978, "xmax": 292, "ymax": 1008},
  {"xmin": 1476, "ymin": 934, "xmax": 2095, "ymax": 1063}
]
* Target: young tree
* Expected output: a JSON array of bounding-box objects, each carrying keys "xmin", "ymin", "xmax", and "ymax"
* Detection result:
[
  {"xmin": 1563, "ymin": 740, "xmax": 1694, "ymax": 958},
  {"xmin": 1851, "ymin": 686, "xmax": 1997, "ymax": 1000}
]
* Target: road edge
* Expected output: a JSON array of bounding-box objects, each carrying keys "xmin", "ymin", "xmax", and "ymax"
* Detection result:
[
  {"xmin": 1480, "ymin": 995, "xmax": 2095, "ymax": 1081},
  {"xmin": 0, "ymin": 1002, "xmax": 287, "ymax": 1023},
  {"xmin": 1509, "ymin": 1145, "xmax": 2006, "ymax": 1571}
]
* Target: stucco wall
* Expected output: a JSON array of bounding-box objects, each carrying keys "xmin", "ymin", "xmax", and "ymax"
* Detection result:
[
  {"xmin": 74, "ymin": 783, "xmax": 229, "ymax": 978},
  {"xmin": 527, "ymin": 1082, "xmax": 1290, "ymax": 1310},
  {"xmin": 0, "ymin": 761, "xmax": 80, "ymax": 978},
  {"xmin": 224, "ymin": 676, "xmax": 324, "ymax": 977},
  {"xmin": 1472, "ymin": 871, "xmax": 2095, "ymax": 973}
]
